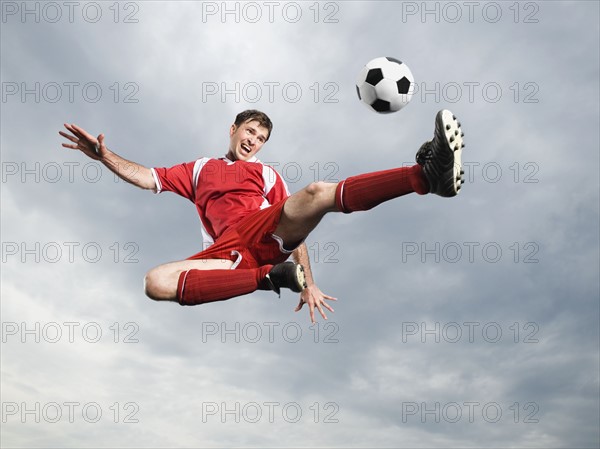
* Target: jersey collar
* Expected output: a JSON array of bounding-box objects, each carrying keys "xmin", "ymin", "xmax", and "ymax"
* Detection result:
[{"xmin": 221, "ymin": 155, "xmax": 259, "ymax": 163}]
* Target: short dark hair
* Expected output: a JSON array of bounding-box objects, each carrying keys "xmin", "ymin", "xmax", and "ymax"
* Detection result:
[{"xmin": 234, "ymin": 109, "xmax": 273, "ymax": 141}]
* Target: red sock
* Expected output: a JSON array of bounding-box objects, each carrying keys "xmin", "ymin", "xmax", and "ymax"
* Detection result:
[
  {"xmin": 335, "ymin": 164, "xmax": 428, "ymax": 213},
  {"xmin": 177, "ymin": 266, "xmax": 273, "ymax": 305}
]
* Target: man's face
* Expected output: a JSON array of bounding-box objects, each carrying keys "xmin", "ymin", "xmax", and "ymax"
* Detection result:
[{"xmin": 227, "ymin": 120, "xmax": 269, "ymax": 162}]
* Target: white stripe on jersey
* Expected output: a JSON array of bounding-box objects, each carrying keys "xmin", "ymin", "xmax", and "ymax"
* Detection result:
[
  {"xmin": 262, "ymin": 164, "xmax": 290, "ymax": 198},
  {"xmin": 191, "ymin": 157, "xmax": 215, "ymax": 249},
  {"xmin": 200, "ymin": 227, "xmax": 215, "ymax": 250},
  {"xmin": 192, "ymin": 157, "xmax": 211, "ymax": 192},
  {"xmin": 150, "ymin": 168, "xmax": 162, "ymax": 193}
]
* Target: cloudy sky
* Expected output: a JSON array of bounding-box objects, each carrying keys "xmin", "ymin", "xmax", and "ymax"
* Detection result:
[{"xmin": 1, "ymin": 1, "xmax": 599, "ymax": 447}]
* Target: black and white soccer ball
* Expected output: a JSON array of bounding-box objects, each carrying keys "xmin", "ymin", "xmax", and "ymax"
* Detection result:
[{"xmin": 356, "ymin": 57, "xmax": 415, "ymax": 113}]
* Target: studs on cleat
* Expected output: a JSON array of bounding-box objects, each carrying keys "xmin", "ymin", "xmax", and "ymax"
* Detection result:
[
  {"xmin": 461, "ymin": 132, "xmax": 464, "ymax": 137},
  {"xmin": 266, "ymin": 262, "xmax": 306, "ymax": 296},
  {"xmin": 419, "ymin": 110, "xmax": 465, "ymax": 198},
  {"xmin": 461, "ymin": 143, "xmax": 465, "ymax": 148}
]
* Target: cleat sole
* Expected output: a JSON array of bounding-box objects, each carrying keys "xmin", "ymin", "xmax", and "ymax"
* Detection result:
[
  {"xmin": 296, "ymin": 264, "xmax": 307, "ymax": 291},
  {"xmin": 440, "ymin": 109, "xmax": 464, "ymax": 195}
]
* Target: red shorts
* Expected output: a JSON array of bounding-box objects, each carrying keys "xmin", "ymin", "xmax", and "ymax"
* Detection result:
[{"xmin": 186, "ymin": 199, "xmax": 294, "ymax": 269}]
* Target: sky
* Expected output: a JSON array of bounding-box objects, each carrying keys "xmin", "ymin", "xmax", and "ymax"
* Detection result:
[{"xmin": 1, "ymin": 1, "xmax": 599, "ymax": 448}]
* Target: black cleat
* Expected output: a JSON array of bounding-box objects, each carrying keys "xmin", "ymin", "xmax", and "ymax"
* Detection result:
[
  {"xmin": 264, "ymin": 262, "xmax": 307, "ymax": 297},
  {"xmin": 416, "ymin": 109, "xmax": 465, "ymax": 197}
]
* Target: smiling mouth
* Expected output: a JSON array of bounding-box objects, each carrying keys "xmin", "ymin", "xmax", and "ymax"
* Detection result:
[{"xmin": 241, "ymin": 144, "xmax": 251, "ymax": 155}]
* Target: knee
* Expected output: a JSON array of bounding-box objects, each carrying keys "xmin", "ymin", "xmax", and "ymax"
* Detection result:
[
  {"xmin": 303, "ymin": 181, "xmax": 337, "ymax": 209},
  {"xmin": 305, "ymin": 181, "xmax": 333, "ymax": 201},
  {"xmin": 144, "ymin": 267, "xmax": 176, "ymax": 301},
  {"xmin": 143, "ymin": 268, "xmax": 160, "ymax": 301}
]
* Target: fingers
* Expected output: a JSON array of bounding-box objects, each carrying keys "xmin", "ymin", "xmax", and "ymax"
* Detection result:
[
  {"xmin": 59, "ymin": 130, "xmax": 82, "ymax": 151},
  {"xmin": 69, "ymin": 123, "xmax": 94, "ymax": 141},
  {"xmin": 63, "ymin": 123, "xmax": 82, "ymax": 139},
  {"xmin": 95, "ymin": 134, "xmax": 106, "ymax": 154},
  {"xmin": 317, "ymin": 307, "xmax": 327, "ymax": 321},
  {"xmin": 59, "ymin": 125, "xmax": 102, "ymax": 159},
  {"xmin": 309, "ymin": 297, "xmax": 328, "ymax": 322},
  {"xmin": 63, "ymin": 124, "xmax": 95, "ymax": 146},
  {"xmin": 58, "ymin": 130, "xmax": 78, "ymax": 144},
  {"xmin": 62, "ymin": 125, "xmax": 86, "ymax": 145},
  {"xmin": 296, "ymin": 288, "xmax": 337, "ymax": 323}
]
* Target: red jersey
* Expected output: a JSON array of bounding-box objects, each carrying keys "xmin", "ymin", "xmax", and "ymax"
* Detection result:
[{"xmin": 151, "ymin": 156, "xmax": 290, "ymax": 249}]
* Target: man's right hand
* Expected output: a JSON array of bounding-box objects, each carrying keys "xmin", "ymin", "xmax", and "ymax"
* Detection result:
[
  {"xmin": 59, "ymin": 123, "xmax": 106, "ymax": 161},
  {"xmin": 59, "ymin": 123, "xmax": 156, "ymax": 191}
]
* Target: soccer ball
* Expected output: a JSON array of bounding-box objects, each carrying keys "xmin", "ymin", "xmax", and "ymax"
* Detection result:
[{"xmin": 356, "ymin": 57, "xmax": 415, "ymax": 113}]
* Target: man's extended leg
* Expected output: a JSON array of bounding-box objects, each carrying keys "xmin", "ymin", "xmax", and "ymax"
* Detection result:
[
  {"xmin": 274, "ymin": 166, "xmax": 426, "ymax": 245},
  {"xmin": 275, "ymin": 109, "xmax": 464, "ymax": 246}
]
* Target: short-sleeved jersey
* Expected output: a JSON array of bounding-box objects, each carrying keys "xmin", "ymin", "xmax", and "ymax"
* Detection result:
[{"xmin": 151, "ymin": 156, "xmax": 290, "ymax": 249}]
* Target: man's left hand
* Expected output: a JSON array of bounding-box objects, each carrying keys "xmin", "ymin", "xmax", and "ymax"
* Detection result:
[{"xmin": 295, "ymin": 284, "xmax": 337, "ymax": 323}]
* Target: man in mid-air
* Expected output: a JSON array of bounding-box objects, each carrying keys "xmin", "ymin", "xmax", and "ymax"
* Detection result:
[{"xmin": 59, "ymin": 109, "xmax": 465, "ymax": 322}]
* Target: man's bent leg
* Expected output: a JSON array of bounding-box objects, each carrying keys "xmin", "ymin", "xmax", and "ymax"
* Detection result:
[
  {"xmin": 175, "ymin": 265, "xmax": 275, "ymax": 305},
  {"xmin": 144, "ymin": 259, "xmax": 303, "ymax": 305},
  {"xmin": 144, "ymin": 258, "xmax": 235, "ymax": 301}
]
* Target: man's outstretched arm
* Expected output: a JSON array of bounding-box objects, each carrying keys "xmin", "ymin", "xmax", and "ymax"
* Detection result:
[
  {"xmin": 291, "ymin": 243, "xmax": 337, "ymax": 323},
  {"xmin": 59, "ymin": 123, "xmax": 156, "ymax": 190}
]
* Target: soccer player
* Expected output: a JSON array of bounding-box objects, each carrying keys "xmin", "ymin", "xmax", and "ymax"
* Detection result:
[{"xmin": 59, "ymin": 109, "xmax": 464, "ymax": 322}]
